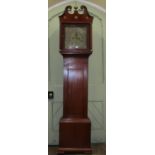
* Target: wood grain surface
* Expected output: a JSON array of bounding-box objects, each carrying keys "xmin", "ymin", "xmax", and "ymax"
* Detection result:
[{"xmin": 49, "ymin": 143, "xmax": 106, "ymax": 155}]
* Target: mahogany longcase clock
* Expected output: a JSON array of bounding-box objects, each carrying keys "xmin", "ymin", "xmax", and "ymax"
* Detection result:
[{"xmin": 58, "ymin": 5, "xmax": 93, "ymax": 154}]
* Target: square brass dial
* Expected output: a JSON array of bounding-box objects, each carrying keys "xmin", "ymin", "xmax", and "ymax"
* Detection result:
[{"xmin": 65, "ymin": 25, "xmax": 87, "ymax": 49}]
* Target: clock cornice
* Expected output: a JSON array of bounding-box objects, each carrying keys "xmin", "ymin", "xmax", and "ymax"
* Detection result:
[{"xmin": 59, "ymin": 5, "xmax": 93, "ymax": 23}]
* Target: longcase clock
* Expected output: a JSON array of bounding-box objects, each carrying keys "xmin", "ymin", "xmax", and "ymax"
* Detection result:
[{"xmin": 58, "ymin": 5, "xmax": 93, "ymax": 154}]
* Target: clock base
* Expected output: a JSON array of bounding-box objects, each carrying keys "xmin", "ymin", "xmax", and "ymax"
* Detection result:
[
  {"xmin": 57, "ymin": 147, "xmax": 92, "ymax": 154},
  {"xmin": 58, "ymin": 118, "xmax": 92, "ymax": 154}
]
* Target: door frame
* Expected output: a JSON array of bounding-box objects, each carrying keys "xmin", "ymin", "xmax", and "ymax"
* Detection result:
[{"xmin": 48, "ymin": 0, "xmax": 106, "ymax": 144}]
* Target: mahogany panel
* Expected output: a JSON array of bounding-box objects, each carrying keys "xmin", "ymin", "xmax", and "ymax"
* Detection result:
[
  {"xmin": 59, "ymin": 118, "xmax": 91, "ymax": 148},
  {"xmin": 63, "ymin": 57, "xmax": 88, "ymax": 118}
]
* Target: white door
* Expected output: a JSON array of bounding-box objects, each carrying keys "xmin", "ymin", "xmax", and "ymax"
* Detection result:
[{"xmin": 48, "ymin": 2, "xmax": 106, "ymax": 145}]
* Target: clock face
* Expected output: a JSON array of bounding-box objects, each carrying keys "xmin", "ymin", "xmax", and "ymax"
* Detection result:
[{"xmin": 64, "ymin": 25, "xmax": 87, "ymax": 49}]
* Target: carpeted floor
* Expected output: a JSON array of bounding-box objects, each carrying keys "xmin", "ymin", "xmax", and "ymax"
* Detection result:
[{"xmin": 48, "ymin": 143, "xmax": 106, "ymax": 155}]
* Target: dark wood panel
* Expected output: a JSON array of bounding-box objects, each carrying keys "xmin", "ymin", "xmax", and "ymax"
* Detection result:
[
  {"xmin": 63, "ymin": 57, "xmax": 88, "ymax": 118},
  {"xmin": 67, "ymin": 68, "xmax": 85, "ymax": 116},
  {"xmin": 59, "ymin": 118, "xmax": 91, "ymax": 148}
]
